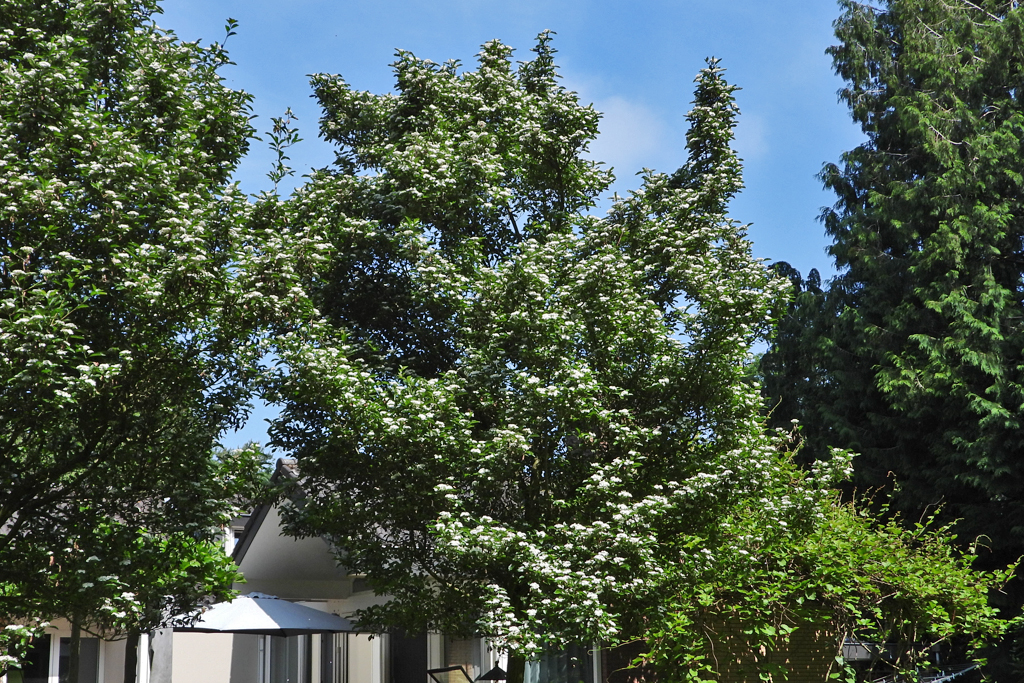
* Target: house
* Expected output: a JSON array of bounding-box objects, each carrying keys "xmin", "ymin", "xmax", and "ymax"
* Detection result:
[
  {"xmin": 3, "ymin": 459, "xmax": 509, "ymax": 683},
  {"xmin": 7, "ymin": 459, "xmax": 945, "ymax": 683},
  {"xmin": 170, "ymin": 484, "xmax": 509, "ymax": 683}
]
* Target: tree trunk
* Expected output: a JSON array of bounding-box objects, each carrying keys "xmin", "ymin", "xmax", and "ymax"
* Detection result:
[
  {"xmin": 123, "ymin": 631, "xmax": 140, "ymax": 683},
  {"xmin": 67, "ymin": 621, "xmax": 81, "ymax": 683},
  {"xmin": 507, "ymin": 654, "xmax": 526, "ymax": 683}
]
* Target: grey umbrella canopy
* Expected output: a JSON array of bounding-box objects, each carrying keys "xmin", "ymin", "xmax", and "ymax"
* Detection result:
[{"xmin": 174, "ymin": 593, "xmax": 356, "ymax": 637}]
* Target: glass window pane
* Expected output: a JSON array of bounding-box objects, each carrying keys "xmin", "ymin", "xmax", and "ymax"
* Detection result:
[
  {"xmin": 270, "ymin": 635, "xmax": 310, "ymax": 683},
  {"xmin": 444, "ymin": 637, "xmax": 481, "ymax": 680},
  {"xmin": 525, "ymin": 646, "xmax": 594, "ymax": 683},
  {"xmin": 428, "ymin": 666, "xmax": 475, "ymax": 683},
  {"xmin": 58, "ymin": 637, "xmax": 99, "ymax": 683},
  {"xmin": 8, "ymin": 633, "xmax": 50, "ymax": 683},
  {"xmin": 320, "ymin": 634, "xmax": 337, "ymax": 683},
  {"xmin": 391, "ymin": 632, "xmax": 426, "ymax": 683}
]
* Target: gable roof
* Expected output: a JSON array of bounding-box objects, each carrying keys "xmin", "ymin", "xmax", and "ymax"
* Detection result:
[{"xmin": 230, "ymin": 459, "xmax": 351, "ymax": 600}]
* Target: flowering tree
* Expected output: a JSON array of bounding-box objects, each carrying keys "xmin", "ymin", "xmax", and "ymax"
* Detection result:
[
  {"xmin": 269, "ymin": 36, "xmax": 800, "ymax": 655},
  {"xmin": 0, "ymin": 1, "xmax": 307, "ymax": 676},
  {"xmin": 255, "ymin": 31, "xmax": 1014, "ymax": 682}
]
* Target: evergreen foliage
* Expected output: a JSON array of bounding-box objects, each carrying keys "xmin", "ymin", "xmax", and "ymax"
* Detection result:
[{"xmin": 763, "ymin": 0, "xmax": 1024, "ymax": 562}]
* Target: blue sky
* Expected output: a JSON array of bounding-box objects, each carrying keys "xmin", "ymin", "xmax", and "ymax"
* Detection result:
[{"xmin": 156, "ymin": 0, "xmax": 865, "ymax": 448}]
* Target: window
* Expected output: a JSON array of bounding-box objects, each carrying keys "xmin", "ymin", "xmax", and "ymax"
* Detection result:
[
  {"xmin": 259, "ymin": 632, "xmax": 391, "ymax": 683},
  {"xmin": 443, "ymin": 637, "xmax": 482, "ymax": 681},
  {"xmin": 524, "ymin": 645, "xmax": 595, "ymax": 683},
  {"xmin": 259, "ymin": 635, "xmax": 312, "ymax": 683},
  {"xmin": 6, "ymin": 635, "xmax": 99, "ymax": 683},
  {"xmin": 58, "ymin": 638, "xmax": 99, "ymax": 683},
  {"xmin": 390, "ymin": 632, "xmax": 426, "ymax": 683},
  {"xmin": 319, "ymin": 634, "xmax": 343, "ymax": 683},
  {"xmin": 7, "ymin": 634, "xmax": 50, "ymax": 683}
]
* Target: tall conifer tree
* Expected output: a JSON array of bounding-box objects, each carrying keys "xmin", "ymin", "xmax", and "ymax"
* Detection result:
[{"xmin": 764, "ymin": 0, "xmax": 1024, "ymax": 564}]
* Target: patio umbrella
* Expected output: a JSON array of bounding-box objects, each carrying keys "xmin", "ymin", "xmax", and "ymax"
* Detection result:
[{"xmin": 173, "ymin": 593, "xmax": 356, "ymax": 636}]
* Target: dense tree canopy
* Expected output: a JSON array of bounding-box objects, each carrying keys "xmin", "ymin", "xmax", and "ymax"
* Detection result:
[
  {"xmin": 263, "ymin": 34, "xmax": 1014, "ymax": 680},
  {"xmin": 267, "ymin": 38, "xmax": 798, "ymax": 656},
  {"xmin": 759, "ymin": 2, "xmax": 1024, "ymax": 676},
  {"xmin": 2, "ymin": 3, "xmax": 1015, "ymax": 681},
  {"xmin": 763, "ymin": 0, "xmax": 1024, "ymax": 562},
  {"xmin": 0, "ymin": 0, "xmax": 290, "ymax": 668}
]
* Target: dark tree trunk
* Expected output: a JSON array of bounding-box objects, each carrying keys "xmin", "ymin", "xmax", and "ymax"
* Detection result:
[
  {"xmin": 507, "ymin": 654, "xmax": 526, "ymax": 683},
  {"xmin": 68, "ymin": 620, "xmax": 81, "ymax": 683}
]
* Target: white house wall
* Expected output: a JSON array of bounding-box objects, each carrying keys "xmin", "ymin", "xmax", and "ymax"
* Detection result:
[
  {"xmin": 234, "ymin": 505, "xmax": 352, "ymax": 600},
  {"xmin": 170, "ymin": 633, "xmax": 234, "ymax": 683},
  {"xmin": 165, "ymin": 499, "xmax": 394, "ymax": 683}
]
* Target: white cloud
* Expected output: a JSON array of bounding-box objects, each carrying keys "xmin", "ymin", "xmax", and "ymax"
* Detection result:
[{"xmin": 586, "ymin": 95, "xmax": 668, "ymax": 177}]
